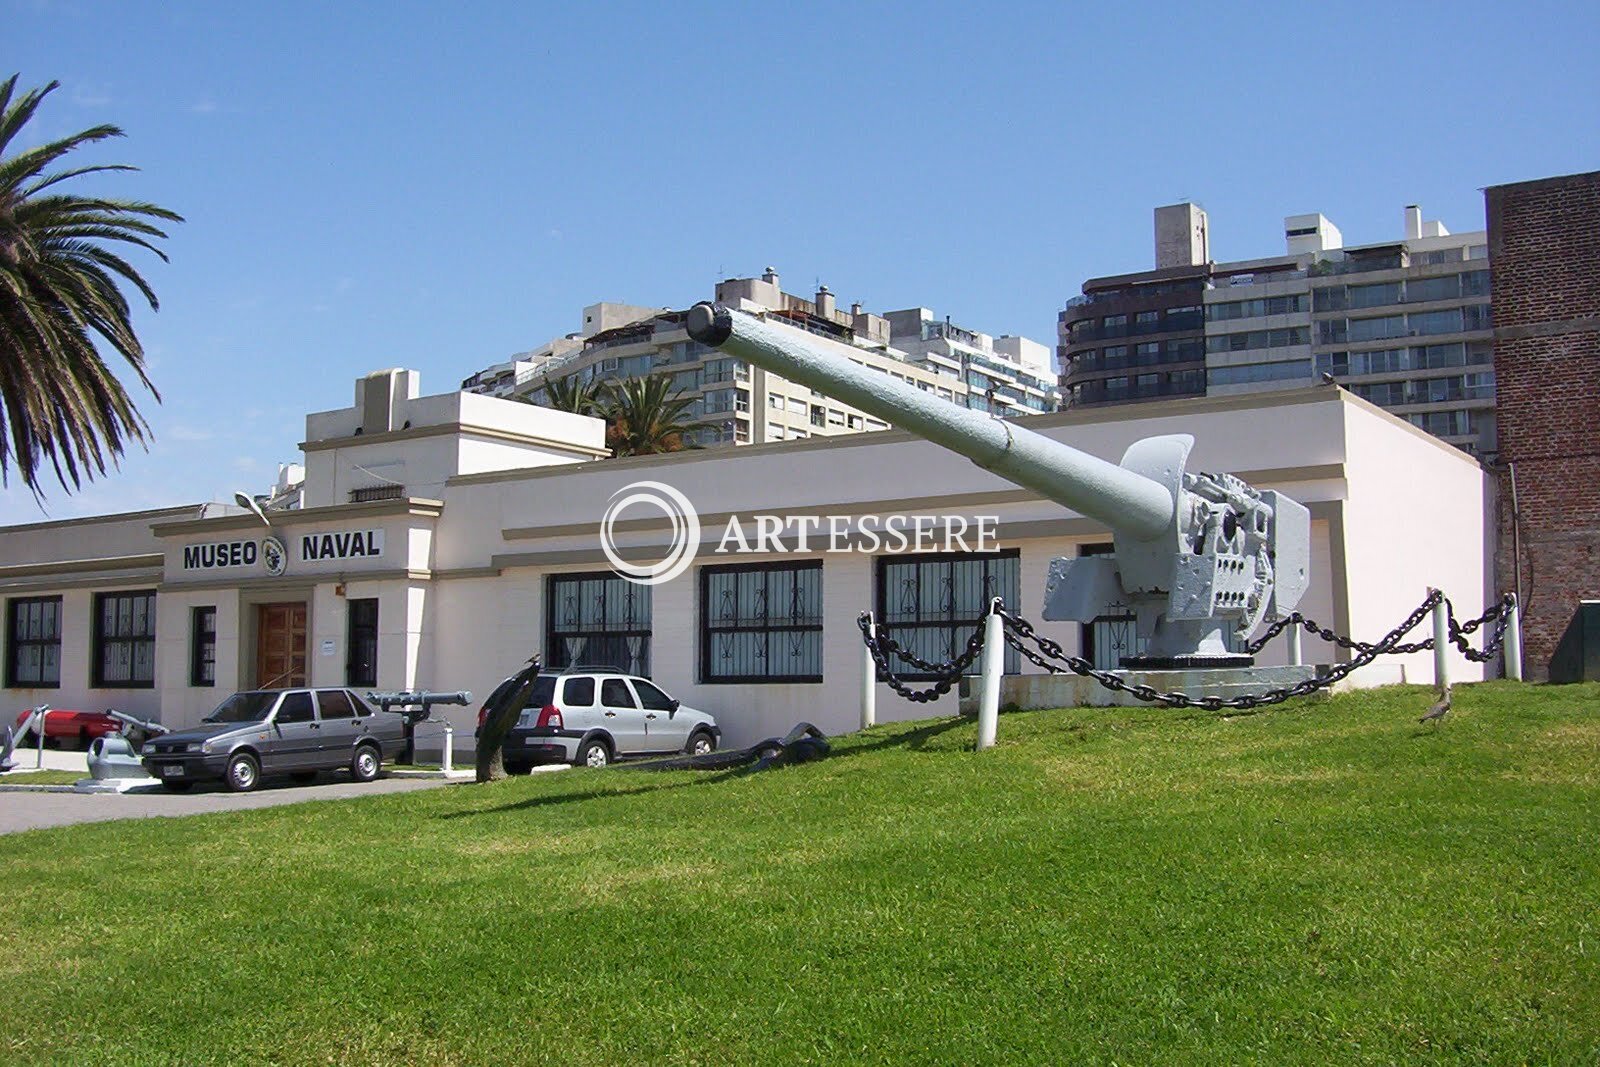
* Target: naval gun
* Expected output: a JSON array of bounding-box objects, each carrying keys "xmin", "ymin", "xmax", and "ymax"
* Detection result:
[{"xmin": 686, "ymin": 303, "xmax": 1310, "ymax": 667}]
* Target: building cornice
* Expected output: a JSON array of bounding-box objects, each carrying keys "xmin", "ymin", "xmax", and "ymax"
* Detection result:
[
  {"xmin": 498, "ymin": 465, "xmax": 1347, "ymax": 542},
  {"xmin": 151, "ymin": 498, "xmax": 444, "ymax": 538},
  {"xmin": 0, "ymin": 504, "xmax": 197, "ymax": 535},
  {"xmin": 159, "ymin": 567, "xmax": 433, "ymax": 593},
  {"xmin": 299, "ymin": 422, "xmax": 610, "ymax": 458},
  {"xmin": 0, "ymin": 553, "xmax": 164, "ymax": 581}
]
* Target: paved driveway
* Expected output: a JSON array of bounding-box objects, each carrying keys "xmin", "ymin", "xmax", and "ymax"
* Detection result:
[{"xmin": 0, "ymin": 774, "xmax": 457, "ymax": 835}]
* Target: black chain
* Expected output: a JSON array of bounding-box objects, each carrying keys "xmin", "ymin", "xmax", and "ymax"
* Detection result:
[
  {"xmin": 1245, "ymin": 594, "xmax": 1515, "ymax": 661},
  {"xmin": 1445, "ymin": 596, "xmax": 1515, "ymax": 662},
  {"xmin": 857, "ymin": 612, "xmax": 989, "ymax": 703},
  {"xmin": 861, "ymin": 590, "xmax": 1516, "ymax": 712},
  {"xmin": 993, "ymin": 590, "xmax": 1442, "ymax": 710}
]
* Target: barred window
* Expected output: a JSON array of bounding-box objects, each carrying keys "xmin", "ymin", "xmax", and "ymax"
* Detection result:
[
  {"xmin": 190, "ymin": 606, "xmax": 217, "ymax": 687},
  {"xmin": 7, "ymin": 596, "xmax": 62, "ymax": 688},
  {"xmin": 701, "ymin": 561, "xmax": 823, "ymax": 683},
  {"xmin": 876, "ymin": 551, "xmax": 1020, "ymax": 679},
  {"xmin": 94, "ymin": 590, "xmax": 156, "ymax": 688},
  {"xmin": 547, "ymin": 573, "xmax": 651, "ymax": 676}
]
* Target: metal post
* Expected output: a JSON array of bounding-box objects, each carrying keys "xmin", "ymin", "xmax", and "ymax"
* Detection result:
[
  {"xmin": 1431, "ymin": 590, "xmax": 1450, "ymax": 690},
  {"xmin": 34, "ymin": 708, "xmax": 47, "ymax": 769},
  {"xmin": 1504, "ymin": 593, "xmax": 1524, "ymax": 682},
  {"xmin": 860, "ymin": 615, "xmax": 877, "ymax": 730},
  {"xmin": 1285, "ymin": 621, "xmax": 1302, "ymax": 667},
  {"xmin": 441, "ymin": 724, "xmax": 454, "ymax": 774},
  {"xmin": 977, "ymin": 600, "xmax": 1003, "ymax": 751}
]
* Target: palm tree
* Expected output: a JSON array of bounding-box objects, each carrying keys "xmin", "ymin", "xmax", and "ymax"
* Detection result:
[
  {"xmin": 600, "ymin": 373, "xmax": 716, "ymax": 456},
  {"xmin": 0, "ymin": 75, "xmax": 180, "ymax": 496},
  {"xmin": 529, "ymin": 372, "xmax": 605, "ymax": 417}
]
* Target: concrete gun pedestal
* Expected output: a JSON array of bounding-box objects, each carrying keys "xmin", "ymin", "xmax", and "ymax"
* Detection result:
[{"xmin": 960, "ymin": 665, "xmax": 1328, "ymax": 714}]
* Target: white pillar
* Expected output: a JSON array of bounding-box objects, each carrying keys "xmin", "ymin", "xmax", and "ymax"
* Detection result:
[
  {"xmin": 860, "ymin": 617, "xmax": 877, "ymax": 730},
  {"xmin": 1504, "ymin": 594, "xmax": 1524, "ymax": 682},
  {"xmin": 977, "ymin": 602, "xmax": 1003, "ymax": 751},
  {"xmin": 1431, "ymin": 590, "xmax": 1450, "ymax": 690},
  {"xmin": 440, "ymin": 723, "xmax": 454, "ymax": 774},
  {"xmin": 1285, "ymin": 621, "xmax": 1302, "ymax": 667}
]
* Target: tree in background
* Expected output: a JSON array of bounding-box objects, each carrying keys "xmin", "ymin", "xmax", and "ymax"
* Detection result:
[
  {"xmin": 0, "ymin": 75, "xmax": 181, "ymax": 496},
  {"xmin": 600, "ymin": 373, "xmax": 714, "ymax": 456},
  {"xmin": 533, "ymin": 372, "xmax": 605, "ymax": 418}
]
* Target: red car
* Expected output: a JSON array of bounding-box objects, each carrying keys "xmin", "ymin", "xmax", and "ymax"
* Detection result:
[{"xmin": 14, "ymin": 708, "xmax": 123, "ymax": 749}]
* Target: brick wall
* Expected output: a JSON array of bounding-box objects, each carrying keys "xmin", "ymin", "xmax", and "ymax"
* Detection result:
[{"xmin": 1487, "ymin": 170, "xmax": 1600, "ymax": 679}]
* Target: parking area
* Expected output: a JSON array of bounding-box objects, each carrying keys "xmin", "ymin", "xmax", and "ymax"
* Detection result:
[{"xmin": 0, "ymin": 770, "xmax": 456, "ymax": 835}]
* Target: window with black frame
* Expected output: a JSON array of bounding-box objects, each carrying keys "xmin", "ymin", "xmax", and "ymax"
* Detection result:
[
  {"xmin": 876, "ymin": 551, "xmax": 1020, "ymax": 678},
  {"xmin": 347, "ymin": 599, "xmax": 378, "ymax": 688},
  {"xmin": 7, "ymin": 596, "xmax": 62, "ymax": 688},
  {"xmin": 93, "ymin": 590, "xmax": 156, "ymax": 688},
  {"xmin": 190, "ymin": 606, "xmax": 216, "ymax": 687},
  {"xmin": 546, "ymin": 573, "xmax": 651, "ymax": 676},
  {"xmin": 701, "ymin": 561, "xmax": 823, "ymax": 683}
]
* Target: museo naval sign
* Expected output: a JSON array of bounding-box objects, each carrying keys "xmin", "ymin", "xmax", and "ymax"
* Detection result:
[{"xmin": 181, "ymin": 529, "xmax": 384, "ymax": 577}]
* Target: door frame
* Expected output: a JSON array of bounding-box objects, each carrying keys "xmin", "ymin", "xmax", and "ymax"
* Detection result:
[{"xmin": 252, "ymin": 599, "xmax": 311, "ymax": 689}]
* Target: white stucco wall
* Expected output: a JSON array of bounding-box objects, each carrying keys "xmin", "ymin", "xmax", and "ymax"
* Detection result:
[{"xmin": 1, "ymin": 385, "xmax": 1491, "ymax": 754}]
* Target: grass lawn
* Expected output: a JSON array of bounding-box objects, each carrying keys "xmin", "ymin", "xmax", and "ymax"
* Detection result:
[
  {"xmin": 2, "ymin": 682, "xmax": 1597, "ymax": 1064},
  {"xmin": 0, "ymin": 769, "xmax": 80, "ymax": 786}
]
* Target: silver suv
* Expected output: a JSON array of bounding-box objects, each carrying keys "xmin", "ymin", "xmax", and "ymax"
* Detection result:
[
  {"xmin": 497, "ymin": 669, "xmax": 720, "ymax": 772},
  {"xmin": 141, "ymin": 688, "xmax": 406, "ymax": 792}
]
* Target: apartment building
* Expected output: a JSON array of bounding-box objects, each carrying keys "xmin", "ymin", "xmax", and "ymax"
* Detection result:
[
  {"xmin": 1061, "ymin": 204, "xmax": 1496, "ymax": 456},
  {"xmin": 462, "ymin": 270, "xmax": 1058, "ymax": 447}
]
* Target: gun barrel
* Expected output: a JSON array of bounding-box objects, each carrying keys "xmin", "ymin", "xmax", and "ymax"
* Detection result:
[{"xmin": 687, "ymin": 303, "xmax": 1175, "ymax": 540}]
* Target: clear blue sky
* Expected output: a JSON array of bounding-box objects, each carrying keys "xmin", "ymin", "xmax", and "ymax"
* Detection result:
[{"xmin": 6, "ymin": 0, "xmax": 1598, "ymax": 522}]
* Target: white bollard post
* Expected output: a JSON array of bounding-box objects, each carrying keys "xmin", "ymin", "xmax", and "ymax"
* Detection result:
[
  {"xmin": 1431, "ymin": 589, "xmax": 1450, "ymax": 691},
  {"xmin": 34, "ymin": 708, "xmax": 47, "ymax": 769},
  {"xmin": 1504, "ymin": 593, "xmax": 1524, "ymax": 682},
  {"xmin": 860, "ymin": 616, "xmax": 877, "ymax": 730},
  {"xmin": 1285, "ymin": 621, "xmax": 1302, "ymax": 667},
  {"xmin": 977, "ymin": 601, "xmax": 1003, "ymax": 751},
  {"xmin": 441, "ymin": 723, "xmax": 454, "ymax": 774}
]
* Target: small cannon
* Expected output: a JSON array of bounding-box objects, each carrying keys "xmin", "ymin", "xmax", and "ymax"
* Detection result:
[
  {"xmin": 366, "ymin": 690, "xmax": 473, "ymax": 724},
  {"xmin": 687, "ymin": 303, "xmax": 1310, "ymax": 667},
  {"xmin": 367, "ymin": 690, "xmax": 472, "ymax": 765}
]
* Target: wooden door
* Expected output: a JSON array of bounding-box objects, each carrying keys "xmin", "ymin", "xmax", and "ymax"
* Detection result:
[{"xmin": 256, "ymin": 602, "xmax": 308, "ymax": 688}]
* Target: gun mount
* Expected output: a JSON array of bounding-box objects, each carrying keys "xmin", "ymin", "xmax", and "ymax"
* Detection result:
[
  {"xmin": 686, "ymin": 302, "xmax": 1310, "ymax": 667},
  {"xmin": 367, "ymin": 690, "xmax": 473, "ymax": 725}
]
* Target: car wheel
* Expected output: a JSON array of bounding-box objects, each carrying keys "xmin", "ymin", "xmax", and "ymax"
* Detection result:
[
  {"xmin": 225, "ymin": 752, "xmax": 260, "ymax": 793},
  {"xmin": 576, "ymin": 738, "xmax": 610, "ymax": 769},
  {"xmin": 289, "ymin": 771, "xmax": 318, "ymax": 784},
  {"xmin": 685, "ymin": 730, "xmax": 716, "ymax": 756},
  {"xmin": 351, "ymin": 744, "xmax": 382, "ymax": 783},
  {"xmin": 161, "ymin": 780, "xmax": 193, "ymax": 792},
  {"xmin": 504, "ymin": 760, "xmax": 532, "ymax": 775},
  {"xmin": 78, "ymin": 728, "xmax": 91, "ymax": 751}
]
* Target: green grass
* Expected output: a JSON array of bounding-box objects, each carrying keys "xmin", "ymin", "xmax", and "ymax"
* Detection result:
[
  {"xmin": 2, "ymin": 682, "xmax": 1597, "ymax": 1064},
  {"xmin": 0, "ymin": 769, "xmax": 80, "ymax": 786}
]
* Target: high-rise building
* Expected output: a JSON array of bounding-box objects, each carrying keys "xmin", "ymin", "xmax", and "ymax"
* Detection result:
[
  {"xmin": 1060, "ymin": 204, "xmax": 1495, "ymax": 456},
  {"xmin": 463, "ymin": 269, "xmax": 1058, "ymax": 446}
]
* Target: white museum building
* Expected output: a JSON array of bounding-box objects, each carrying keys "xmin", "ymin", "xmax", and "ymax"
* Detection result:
[{"xmin": 0, "ymin": 367, "xmax": 1493, "ymax": 755}]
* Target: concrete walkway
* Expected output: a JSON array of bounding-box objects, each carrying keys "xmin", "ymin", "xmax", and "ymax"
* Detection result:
[{"xmin": 0, "ymin": 769, "xmax": 459, "ymax": 835}]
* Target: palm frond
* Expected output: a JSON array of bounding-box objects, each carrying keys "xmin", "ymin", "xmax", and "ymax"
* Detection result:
[{"xmin": 0, "ymin": 73, "xmax": 177, "ymax": 497}]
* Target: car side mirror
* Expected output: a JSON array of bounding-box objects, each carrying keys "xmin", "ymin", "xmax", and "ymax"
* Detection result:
[{"xmin": 669, "ymin": 698, "xmax": 680, "ymax": 715}]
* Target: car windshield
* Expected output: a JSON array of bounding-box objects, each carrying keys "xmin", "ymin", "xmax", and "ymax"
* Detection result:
[{"xmin": 202, "ymin": 691, "xmax": 279, "ymax": 723}]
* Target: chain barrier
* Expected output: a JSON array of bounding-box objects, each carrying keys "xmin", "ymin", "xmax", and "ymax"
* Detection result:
[
  {"xmin": 1244, "ymin": 594, "xmax": 1515, "ymax": 661},
  {"xmin": 861, "ymin": 590, "xmax": 1516, "ymax": 711},
  {"xmin": 857, "ymin": 612, "xmax": 988, "ymax": 704}
]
